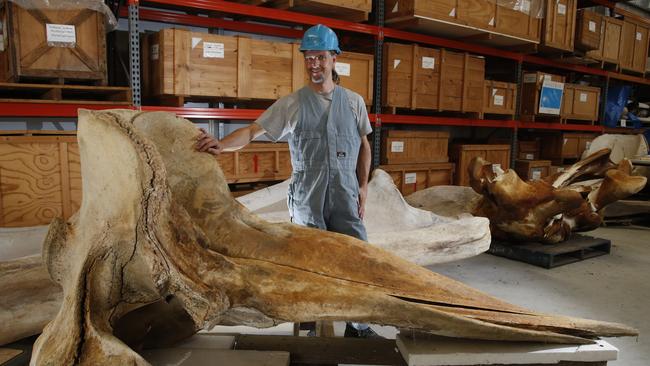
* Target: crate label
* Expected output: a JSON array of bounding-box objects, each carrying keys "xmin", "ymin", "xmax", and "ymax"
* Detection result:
[
  {"xmin": 621, "ymin": 119, "xmax": 627, "ymax": 127},
  {"xmin": 335, "ymin": 62, "xmax": 351, "ymax": 76},
  {"xmin": 563, "ymin": 138, "xmax": 567, "ymax": 145},
  {"xmin": 520, "ymin": 0, "xmax": 531, "ymax": 14},
  {"xmin": 46, "ymin": 24, "xmax": 76, "ymax": 46},
  {"xmin": 192, "ymin": 37, "xmax": 202, "ymax": 49},
  {"xmin": 492, "ymin": 88, "xmax": 498, "ymax": 96},
  {"xmin": 492, "ymin": 164, "xmax": 502, "ymax": 173},
  {"xmin": 494, "ymin": 94, "xmax": 504, "ymax": 106},
  {"xmin": 393, "ymin": 59, "xmax": 401, "ymax": 69},
  {"xmin": 151, "ymin": 44, "xmax": 159, "ymax": 60},
  {"xmin": 488, "ymin": 17, "xmax": 494, "ymax": 26},
  {"xmin": 557, "ymin": 3, "xmax": 566, "ymax": 15},
  {"xmin": 523, "ymin": 74, "xmax": 537, "ymax": 83},
  {"xmin": 588, "ymin": 20, "xmax": 597, "ymax": 32},
  {"xmin": 203, "ymin": 42, "xmax": 224, "ymax": 58},
  {"xmin": 579, "ymin": 92, "xmax": 588, "ymax": 102},
  {"xmin": 538, "ymin": 80, "xmax": 564, "ymax": 115},
  {"xmin": 405, "ymin": 173, "xmax": 417, "ymax": 184},
  {"xmin": 449, "ymin": 8, "xmax": 456, "ymax": 17},
  {"xmin": 391, "ymin": 141, "xmax": 404, "ymax": 152},
  {"xmin": 421, "ymin": 56, "xmax": 435, "ymax": 69},
  {"xmin": 526, "ymin": 153, "xmax": 534, "ymax": 160},
  {"xmin": 531, "ymin": 169, "xmax": 542, "ymax": 180},
  {"xmin": 392, "ymin": 1, "xmax": 398, "ymax": 13},
  {"xmin": 636, "ymin": 32, "xmax": 643, "ymax": 41}
]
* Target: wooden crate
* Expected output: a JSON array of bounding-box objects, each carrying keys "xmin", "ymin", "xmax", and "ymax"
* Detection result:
[
  {"xmin": 378, "ymin": 163, "xmax": 455, "ymax": 196},
  {"xmin": 540, "ymin": 132, "xmax": 596, "ymax": 163},
  {"xmin": 515, "ymin": 159, "xmax": 551, "ymax": 181},
  {"xmin": 0, "ymin": 132, "xmax": 81, "ymax": 227},
  {"xmin": 142, "ymin": 29, "xmax": 302, "ymax": 101},
  {"xmin": 586, "ymin": 16, "xmax": 623, "ymax": 65},
  {"xmin": 482, "ymin": 80, "xmax": 516, "ymax": 117},
  {"xmin": 0, "ymin": 0, "xmax": 107, "ymax": 84},
  {"xmin": 540, "ymin": 0, "xmax": 576, "ymax": 52},
  {"xmin": 380, "ymin": 130, "xmax": 450, "ymax": 165},
  {"xmin": 575, "ymin": 9, "xmax": 602, "ymax": 51},
  {"xmin": 382, "ymin": 43, "xmax": 484, "ymax": 113},
  {"xmin": 234, "ymin": 0, "xmax": 371, "ymax": 22},
  {"xmin": 439, "ymin": 49, "xmax": 484, "ymax": 113},
  {"xmin": 548, "ymin": 165, "xmax": 567, "ymax": 176},
  {"xmin": 385, "ymin": 0, "xmax": 541, "ymax": 47},
  {"xmin": 619, "ymin": 19, "xmax": 650, "ymax": 74},
  {"xmin": 520, "ymin": 72, "xmax": 565, "ymax": 121},
  {"xmin": 451, "ymin": 144, "xmax": 511, "ymax": 186},
  {"xmin": 518, "ymin": 140, "xmax": 540, "ymax": 160},
  {"xmin": 382, "ymin": 43, "xmax": 440, "ymax": 110},
  {"xmin": 216, "ymin": 142, "xmax": 292, "ymax": 184},
  {"xmin": 561, "ymin": 83, "xmax": 600, "ymax": 123},
  {"xmin": 297, "ymin": 51, "xmax": 373, "ymax": 105},
  {"xmin": 494, "ymin": 3, "xmax": 542, "ymax": 44}
]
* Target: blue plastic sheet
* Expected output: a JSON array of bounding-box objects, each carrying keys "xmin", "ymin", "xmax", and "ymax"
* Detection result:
[{"xmin": 604, "ymin": 85, "xmax": 632, "ymax": 128}]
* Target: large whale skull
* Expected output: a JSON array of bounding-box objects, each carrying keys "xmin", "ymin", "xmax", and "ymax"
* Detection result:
[{"xmin": 31, "ymin": 110, "xmax": 636, "ymax": 365}]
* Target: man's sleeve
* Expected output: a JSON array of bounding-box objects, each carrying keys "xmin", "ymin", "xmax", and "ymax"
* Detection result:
[
  {"xmin": 255, "ymin": 97, "xmax": 291, "ymax": 142},
  {"xmin": 355, "ymin": 95, "xmax": 373, "ymax": 137}
]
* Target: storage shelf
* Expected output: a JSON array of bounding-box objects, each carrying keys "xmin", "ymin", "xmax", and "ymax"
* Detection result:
[
  {"xmin": 0, "ymin": 102, "xmax": 130, "ymax": 117},
  {"xmin": 135, "ymin": 0, "xmax": 650, "ymax": 84}
]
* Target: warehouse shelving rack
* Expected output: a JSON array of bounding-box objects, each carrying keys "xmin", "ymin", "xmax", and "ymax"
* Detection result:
[{"xmin": 0, "ymin": 0, "xmax": 647, "ymax": 165}]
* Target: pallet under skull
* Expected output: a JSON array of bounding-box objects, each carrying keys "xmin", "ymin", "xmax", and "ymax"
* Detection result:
[{"xmin": 30, "ymin": 110, "xmax": 636, "ymax": 365}]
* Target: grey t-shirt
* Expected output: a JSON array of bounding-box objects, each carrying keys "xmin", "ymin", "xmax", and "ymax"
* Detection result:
[{"xmin": 255, "ymin": 87, "xmax": 372, "ymax": 142}]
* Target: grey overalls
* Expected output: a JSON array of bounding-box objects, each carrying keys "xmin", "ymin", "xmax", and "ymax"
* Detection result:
[{"xmin": 287, "ymin": 85, "xmax": 368, "ymax": 241}]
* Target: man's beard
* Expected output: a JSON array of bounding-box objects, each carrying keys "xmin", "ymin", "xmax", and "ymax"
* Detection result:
[{"xmin": 310, "ymin": 75, "xmax": 324, "ymax": 83}]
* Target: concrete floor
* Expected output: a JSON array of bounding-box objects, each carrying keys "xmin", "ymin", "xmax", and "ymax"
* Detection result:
[{"xmin": 429, "ymin": 226, "xmax": 649, "ymax": 366}]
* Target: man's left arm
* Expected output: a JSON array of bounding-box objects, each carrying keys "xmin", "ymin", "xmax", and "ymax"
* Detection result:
[{"xmin": 356, "ymin": 135, "xmax": 371, "ymax": 219}]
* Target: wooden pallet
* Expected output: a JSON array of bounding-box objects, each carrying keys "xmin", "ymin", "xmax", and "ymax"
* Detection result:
[
  {"xmin": 488, "ymin": 234, "xmax": 611, "ymax": 269},
  {"xmin": 0, "ymin": 82, "xmax": 131, "ymax": 104}
]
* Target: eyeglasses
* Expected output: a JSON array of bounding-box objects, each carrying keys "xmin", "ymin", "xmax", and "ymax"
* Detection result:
[{"xmin": 304, "ymin": 55, "xmax": 329, "ymax": 64}]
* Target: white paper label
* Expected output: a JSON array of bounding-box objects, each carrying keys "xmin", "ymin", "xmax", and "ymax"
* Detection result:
[
  {"xmin": 46, "ymin": 24, "xmax": 76, "ymax": 44},
  {"xmin": 557, "ymin": 3, "xmax": 566, "ymax": 15},
  {"xmin": 489, "ymin": 17, "xmax": 495, "ymax": 26},
  {"xmin": 563, "ymin": 138, "xmax": 568, "ymax": 145},
  {"xmin": 544, "ymin": 74, "xmax": 552, "ymax": 81},
  {"xmin": 422, "ymin": 56, "xmax": 435, "ymax": 69},
  {"xmin": 405, "ymin": 173, "xmax": 417, "ymax": 184},
  {"xmin": 335, "ymin": 62, "xmax": 351, "ymax": 76},
  {"xmin": 492, "ymin": 164, "xmax": 502, "ymax": 173},
  {"xmin": 523, "ymin": 74, "xmax": 537, "ymax": 83},
  {"xmin": 449, "ymin": 8, "xmax": 456, "ymax": 17},
  {"xmin": 151, "ymin": 44, "xmax": 159, "ymax": 61},
  {"xmin": 636, "ymin": 32, "xmax": 643, "ymax": 41},
  {"xmin": 588, "ymin": 21, "xmax": 596, "ymax": 32},
  {"xmin": 521, "ymin": 0, "xmax": 531, "ymax": 13},
  {"xmin": 621, "ymin": 119, "xmax": 627, "ymax": 127},
  {"xmin": 494, "ymin": 95, "xmax": 504, "ymax": 106},
  {"xmin": 492, "ymin": 88, "xmax": 498, "ymax": 96},
  {"xmin": 525, "ymin": 153, "xmax": 534, "ymax": 160},
  {"xmin": 393, "ymin": 59, "xmax": 401, "ymax": 69},
  {"xmin": 532, "ymin": 169, "xmax": 542, "ymax": 180},
  {"xmin": 203, "ymin": 42, "xmax": 224, "ymax": 58},
  {"xmin": 579, "ymin": 92, "xmax": 588, "ymax": 102},
  {"xmin": 192, "ymin": 37, "xmax": 202, "ymax": 49},
  {"xmin": 391, "ymin": 141, "xmax": 404, "ymax": 153},
  {"xmin": 392, "ymin": 1, "xmax": 399, "ymax": 12}
]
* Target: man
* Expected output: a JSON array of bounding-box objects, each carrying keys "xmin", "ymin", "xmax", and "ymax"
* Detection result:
[{"xmin": 195, "ymin": 24, "xmax": 376, "ymax": 338}]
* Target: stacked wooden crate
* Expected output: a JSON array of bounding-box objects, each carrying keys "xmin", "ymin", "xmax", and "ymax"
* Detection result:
[
  {"xmin": 586, "ymin": 16, "xmax": 624, "ymax": 67},
  {"xmin": 515, "ymin": 159, "xmax": 552, "ymax": 181},
  {"xmin": 450, "ymin": 144, "xmax": 511, "ymax": 186},
  {"xmin": 619, "ymin": 19, "xmax": 650, "ymax": 74},
  {"xmin": 520, "ymin": 72, "xmax": 566, "ymax": 122},
  {"xmin": 378, "ymin": 130, "xmax": 454, "ymax": 195},
  {"xmin": 142, "ymin": 28, "xmax": 374, "ymax": 105},
  {"xmin": 540, "ymin": 132, "xmax": 597, "ymax": 165},
  {"xmin": 0, "ymin": 0, "xmax": 131, "ymax": 103},
  {"xmin": 384, "ymin": 0, "xmax": 542, "ymax": 47},
  {"xmin": 561, "ymin": 83, "xmax": 600, "ymax": 124},
  {"xmin": 575, "ymin": 9, "xmax": 603, "ymax": 52},
  {"xmin": 481, "ymin": 80, "xmax": 517, "ymax": 119},
  {"xmin": 382, "ymin": 43, "xmax": 484, "ymax": 114}
]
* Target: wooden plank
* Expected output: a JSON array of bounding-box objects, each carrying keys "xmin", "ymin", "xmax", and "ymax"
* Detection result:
[
  {"xmin": 292, "ymin": 43, "xmax": 304, "ymax": 92},
  {"xmin": 234, "ymin": 335, "xmax": 407, "ymax": 365},
  {"xmin": 237, "ymin": 37, "xmax": 252, "ymax": 99}
]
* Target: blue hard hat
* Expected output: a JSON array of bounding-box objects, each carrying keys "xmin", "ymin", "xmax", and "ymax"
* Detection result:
[{"xmin": 300, "ymin": 24, "xmax": 341, "ymax": 54}]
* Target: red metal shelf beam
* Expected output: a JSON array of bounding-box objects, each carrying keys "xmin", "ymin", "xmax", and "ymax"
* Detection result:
[
  {"xmin": 144, "ymin": 0, "xmax": 378, "ymax": 35},
  {"xmin": 123, "ymin": 8, "xmax": 303, "ymax": 39},
  {"xmin": 0, "ymin": 103, "xmax": 129, "ymax": 117},
  {"xmin": 140, "ymin": 106, "xmax": 265, "ymax": 119},
  {"xmin": 518, "ymin": 121, "xmax": 603, "ymax": 132},
  {"xmin": 374, "ymin": 114, "xmax": 518, "ymax": 128}
]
